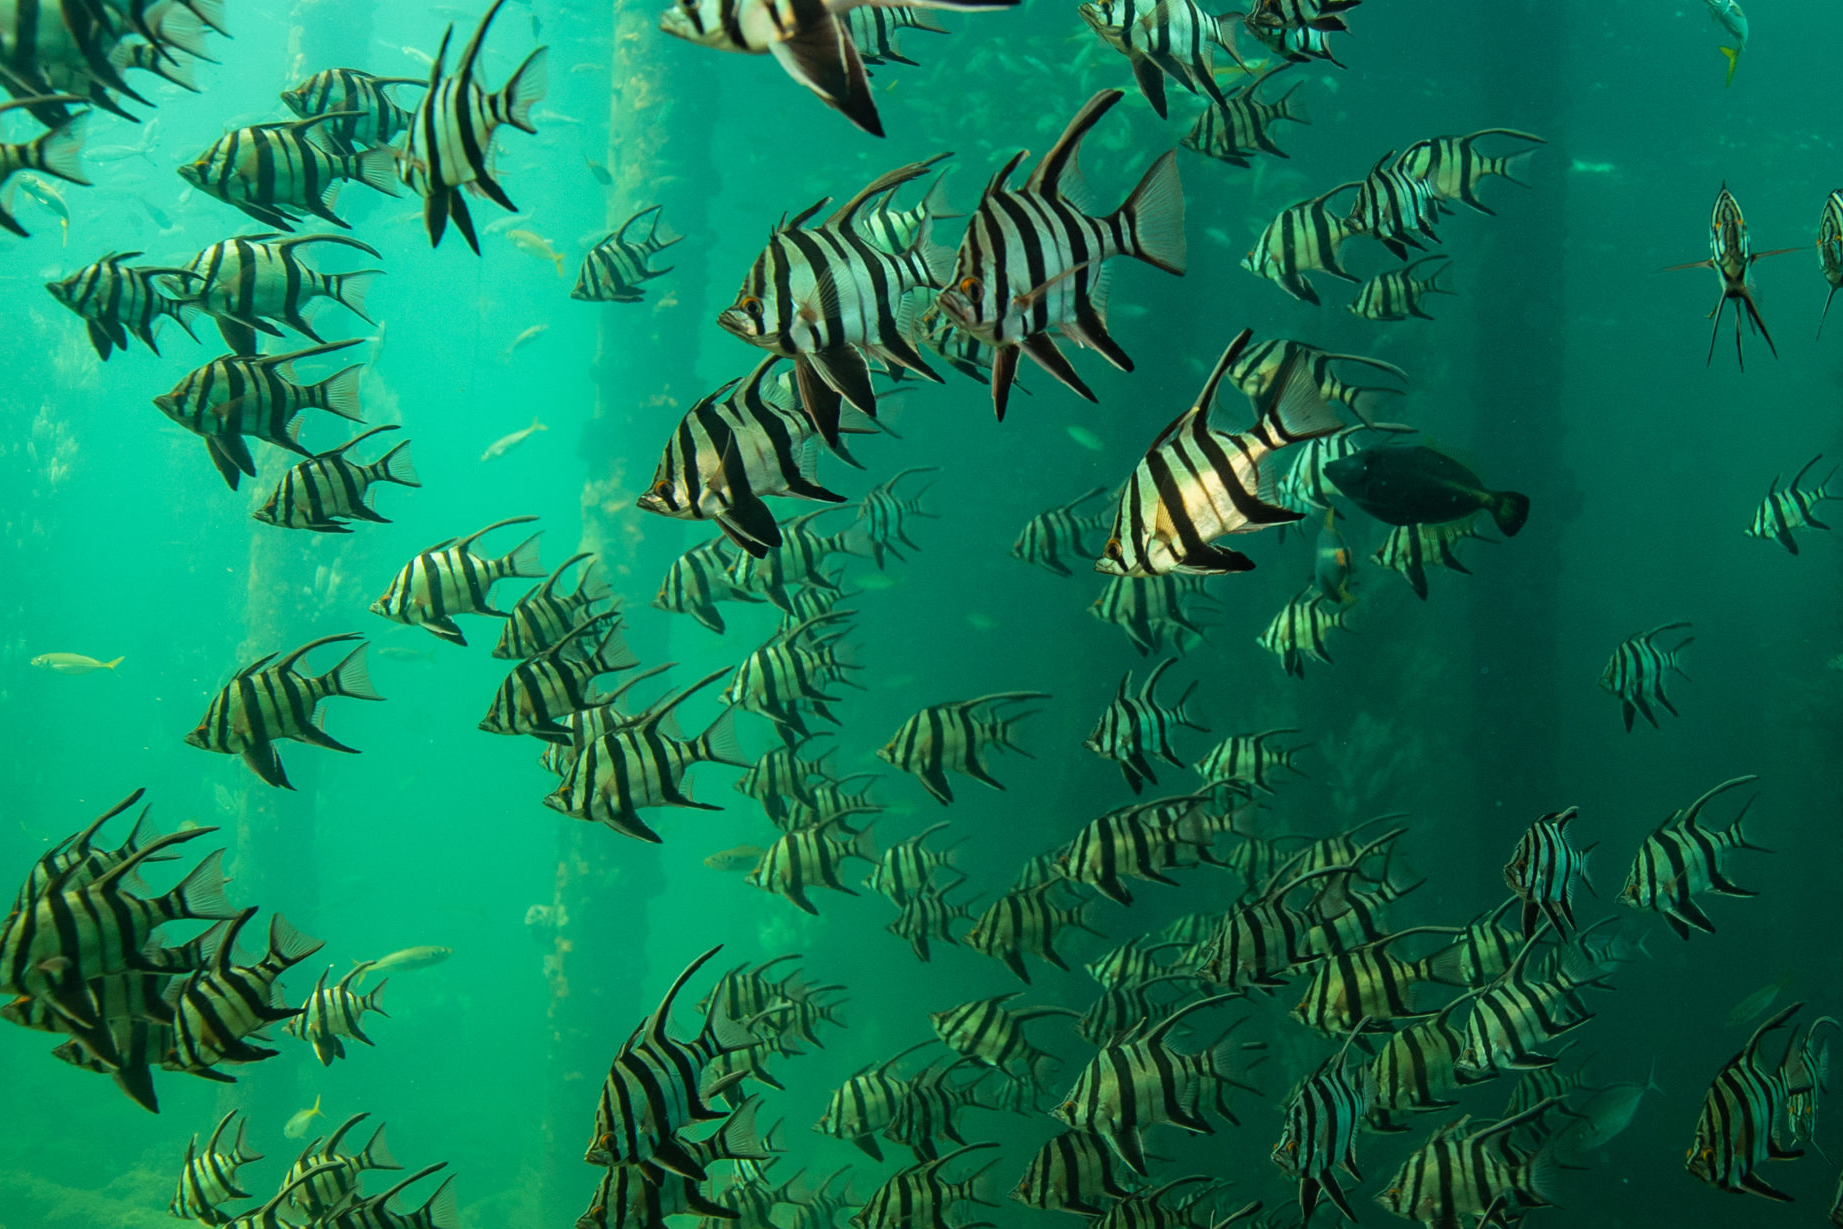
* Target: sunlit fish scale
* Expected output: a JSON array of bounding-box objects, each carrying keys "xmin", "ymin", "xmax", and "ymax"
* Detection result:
[
  {"xmin": 45, "ymin": 251, "xmax": 200, "ymax": 360},
  {"xmin": 166, "ymin": 233, "xmax": 380, "ymax": 356},
  {"xmin": 818, "ymin": 1040, "xmax": 932, "ymax": 1160},
  {"xmin": 1374, "ymin": 1099, "xmax": 1562, "ymax": 1228},
  {"xmin": 399, "ymin": 0, "xmax": 548, "ymax": 253},
  {"xmin": 544, "ymin": 668, "xmax": 747, "ymax": 841},
  {"xmin": 654, "ymin": 536, "xmax": 758, "ymax": 633},
  {"xmin": 0, "ymin": 102, "xmax": 89, "ymax": 239},
  {"xmin": 1502, "ymin": 806, "xmax": 1592, "ymax": 938},
  {"xmin": 284, "ymin": 964, "xmax": 389, "ymax": 1065},
  {"xmin": 1347, "ymin": 254, "xmax": 1454, "ymax": 321},
  {"xmin": 1618, "ymin": 774, "xmax": 1770, "ymax": 939},
  {"xmin": 317, "ymin": 1162, "xmax": 456, "ymax": 1229},
  {"xmin": 1179, "ymin": 64, "xmax": 1308, "ymax": 167},
  {"xmin": 727, "ymin": 508, "xmax": 858, "ymax": 610},
  {"xmin": 1051, "ymin": 994, "xmax": 1252, "ymax": 1174},
  {"xmin": 857, "ymin": 467, "xmax": 938, "ymax": 567},
  {"xmin": 170, "ymin": 1110, "xmax": 263, "ymax": 1222},
  {"xmin": 865, "ymin": 820, "xmax": 960, "ymax": 904},
  {"xmin": 746, "ymin": 816, "xmax": 875, "ymax": 914},
  {"xmin": 719, "ymin": 160, "xmax": 952, "ymax": 447},
  {"xmin": 1274, "ymin": 1023, "xmax": 1373, "ymax": 1222},
  {"xmin": 1598, "ymin": 620, "xmax": 1693, "ymax": 732},
  {"xmin": 1372, "ymin": 515, "xmax": 1492, "ymax": 600},
  {"xmin": 166, "ymin": 908, "xmax": 324, "ymax": 1071},
  {"xmin": 935, "ymin": 89, "xmax": 1185, "ymax": 420},
  {"xmin": 1013, "ymin": 1129, "xmax": 1142, "ymax": 1214},
  {"xmin": 1083, "ymin": 658, "xmax": 1206, "ymax": 794},
  {"xmin": 964, "ymin": 881, "xmax": 1101, "ymax": 984},
  {"xmin": 1455, "ymin": 927, "xmax": 1606, "ymax": 1079},
  {"xmin": 1257, "ymin": 588, "xmax": 1348, "ymax": 677},
  {"xmin": 1089, "ymin": 574, "xmax": 1213, "ymax": 657},
  {"xmin": 1243, "ymin": 183, "xmax": 1360, "ymax": 304},
  {"xmin": 1394, "ymin": 129, "xmax": 1543, "ymax": 216},
  {"xmin": 370, "ymin": 516, "xmax": 544, "ymax": 646},
  {"xmin": 254, "ymin": 425, "xmax": 419, "ymax": 533},
  {"xmin": 1744, "ymin": 454, "xmax": 1836, "ymax": 554},
  {"xmin": 478, "ymin": 622, "xmax": 640, "ymax": 741},
  {"xmin": 1194, "ymin": 728, "xmax": 1308, "ymax": 796},
  {"xmin": 574, "ymin": 204, "xmax": 683, "ymax": 302},
  {"xmin": 1688, "ymin": 1002, "xmax": 1809, "ymax": 1201},
  {"xmin": 152, "ymin": 340, "xmax": 369, "ymax": 489},
  {"xmin": 1014, "ymin": 487, "xmax": 1110, "ymax": 576},
  {"xmin": 281, "ymin": 1114, "xmax": 402, "ymax": 1219},
  {"xmin": 281, "ymin": 67, "xmax": 425, "ymax": 152},
  {"xmin": 1289, "ymin": 925, "xmax": 1465, "ymax": 1036},
  {"xmin": 878, "ymin": 691, "xmax": 1048, "ymax": 805},
  {"xmin": 494, "ymin": 552, "xmax": 616, "ymax": 660},
  {"xmin": 177, "ymin": 115, "xmax": 397, "ymax": 231}
]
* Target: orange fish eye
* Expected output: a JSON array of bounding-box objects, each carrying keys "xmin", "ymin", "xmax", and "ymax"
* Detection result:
[
  {"xmin": 740, "ymin": 295, "xmax": 761, "ymax": 316},
  {"xmin": 1104, "ymin": 538, "xmax": 1122, "ymax": 559},
  {"xmin": 958, "ymin": 276, "xmax": 981, "ymax": 296},
  {"xmin": 653, "ymin": 480, "xmax": 673, "ymax": 497}
]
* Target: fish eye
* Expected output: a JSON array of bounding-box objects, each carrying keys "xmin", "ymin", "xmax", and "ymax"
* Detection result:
[
  {"xmin": 740, "ymin": 295, "xmax": 762, "ymax": 318},
  {"xmin": 652, "ymin": 481, "xmax": 673, "ymax": 497},
  {"xmin": 1103, "ymin": 538, "xmax": 1122, "ymax": 559},
  {"xmin": 958, "ymin": 276, "xmax": 982, "ymax": 296}
]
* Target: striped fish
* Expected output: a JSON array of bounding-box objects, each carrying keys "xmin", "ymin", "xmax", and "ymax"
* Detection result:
[
  {"xmin": 170, "ymin": 1110, "xmax": 262, "ymax": 1223},
  {"xmin": 1224, "ymin": 338, "xmax": 1405, "ymax": 425},
  {"xmin": 1345, "ymin": 150, "xmax": 1443, "ymax": 259},
  {"xmin": 1665, "ymin": 183, "xmax": 1800, "ymax": 369},
  {"xmin": 878, "ymin": 691, "xmax": 1048, "ymax": 805},
  {"xmin": 318, "ymin": 1162, "xmax": 455, "ymax": 1229},
  {"xmin": 818, "ymin": 1040, "xmax": 932, "ymax": 1160},
  {"xmin": 865, "ymin": 820, "xmax": 959, "ymax": 904},
  {"xmin": 860, "ymin": 172, "xmax": 956, "ymax": 256},
  {"xmin": 1014, "ymin": 487, "xmax": 1110, "ymax": 576},
  {"xmin": 186, "ymin": 633, "xmax": 382, "ymax": 789},
  {"xmin": 1238, "ymin": 0, "xmax": 1358, "ymax": 61},
  {"xmin": 544, "ymin": 668, "xmax": 745, "ymax": 840},
  {"xmin": 1745, "ymin": 454, "xmax": 1835, "ymax": 554},
  {"xmin": 280, "ymin": 68, "xmax": 426, "ymax": 153},
  {"xmin": 1084, "ymin": 659, "xmax": 1206, "ymax": 795},
  {"xmin": 478, "ymin": 621, "xmax": 640, "ymax": 741},
  {"xmin": 852, "ymin": 1141, "xmax": 998, "ymax": 1229},
  {"xmin": 747, "ymin": 815, "xmax": 875, "ymax": 914},
  {"xmin": 857, "ymin": 467, "xmax": 936, "ymax": 567},
  {"xmin": 1289, "ymin": 925, "xmax": 1465, "ymax": 1036},
  {"xmin": 1347, "ymin": 254, "xmax": 1454, "ymax": 320},
  {"xmin": 281, "ymin": 1114, "xmax": 401, "ymax": 1220},
  {"xmin": 1194, "ymin": 860, "xmax": 1344, "ymax": 991},
  {"xmin": 153, "ymin": 339, "xmax": 368, "ymax": 489},
  {"xmin": 882, "ymin": 1056, "xmax": 995, "ymax": 1159},
  {"xmin": 1395, "ymin": 129, "xmax": 1543, "ymax": 217},
  {"xmin": 45, "ymin": 250, "xmax": 200, "ymax": 359},
  {"xmin": 888, "ymin": 879, "xmax": 978, "ymax": 962},
  {"xmin": 1052, "ymin": 994, "xmax": 1250, "ymax": 1174},
  {"xmin": 1086, "ymin": 937, "xmax": 1186, "ymax": 990},
  {"xmin": 178, "ymin": 115, "xmax": 397, "ymax": 231},
  {"xmin": 930, "ymin": 991, "xmax": 1074, "ymax": 1080},
  {"xmin": 166, "ymin": 908, "xmax": 324, "ymax": 1071},
  {"xmin": 1375, "ymin": 1099, "xmax": 1561, "ymax": 1227},
  {"xmin": 1455, "ymin": 927, "xmax": 1606, "ymax": 1079},
  {"xmin": 1368, "ymin": 993, "xmax": 1477, "ymax": 1122},
  {"xmin": 284, "ymin": 963, "xmax": 389, "ymax": 1065},
  {"xmin": 920, "ymin": 305, "xmax": 1002, "ymax": 383},
  {"xmin": 1599, "ymin": 620, "xmax": 1693, "ymax": 732},
  {"xmin": 936, "ymin": 90, "xmax": 1185, "ymax": 420},
  {"xmin": 166, "ymin": 232, "xmax": 379, "ymax": 356},
  {"xmin": 1258, "ymin": 587, "xmax": 1348, "ymax": 678},
  {"xmin": 254, "ymin": 425, "xmax": 420, "ymax": 533},
  {"xmin": 1180, "ymin": 64, "xmax": 1308, "ymax": 167},
  {"xmin": 735, "ymin": 735, "xmax": 830, "ymax": 821},
  {"xmin": 1012, "ymin": 1129, "xmax": 1142, "ymax": 1215},
  {"xmin": 1442, "ymin": 899, "xmax": 1521, "ymax": 987},
  {"xmin": 534, "ymin": 672, "xmax": 665, "ymax": 776},
  {"xmin": 1080, "ymin": 0, "xmax": 1240, "ymax": 119},
  {"xmin": 1619, "ymin": 774, "xmax": 1769, "ymax": 939},
  {"xmin": 1273, "ymin": 1023, "xmax": 1373, "ymax": 1222},
  {"xmin": 965, "ymin": 882, "xmax": 1101, "ymax": 984},
  {"xmin": 1194, "ymin": 728, "xmax": 1308, "ymax": 796},
  {"xmin": 653, "ymin": 536, "xmax": 758, "ymax": 634},
  {"xmin": 728, "ymin": 507, "xmax": 858, "ymax": 610},
  {"xmin": 1782, "ymin": 1015, "xmax": 1837, "ymax": 1149},
  {"xmin": 10, "ymin": 788, "xmax": 158, "ymax": 910},
  {"xmin": 1689, "ymin": 1002, "xmax": 1809, "ymax": 1201},
  {"xmin": 584, "ymin": 945, "xmax": 754, "ymax": 1176},
  {"xmin": 1098, "ymin": 331, "xmax": 1344, "ymax": 577},
  {"xmin": 1243, "ymin": 182, "xmax": 1360, "ymax": 304},
  {"xmin": 35, "ymin": 976, "xmax": 202, "ymax": 1111},
  {"xmin": 1502, "ymin": 806, "xmax": 1592, "ymax": 938},
  {"xmin": 1821, "ymin": 190, "xmax": 1843, "ymax": 337},
  {"xmin": 1075, "ymin": 975, "xmax": 1188, "ymax": 1046},
  {"xmin": 370, "ymin": 516, "xmax": 545, "ymax": 645},
  {"xmin": 1090, "ymin": 575, "xmax": 1213, "ymax": 657},
  {"xmin": 0, "ymin": 99, "xmax": 89, "ymax": 238},
  {"xmin": 1373, "ymin": 515, "xmax": 1492, "ymax": 600},
  {"xmin": 1276, "ymin": 425, "xmax": 1390, "ymax": 518},
  {"xmin": 219, "ymin": 1162, "xmax": 348, "ymax": 1229},
  {"xmin": 495, "ymin": 552, "xmax": 616, "ymax": 660},
  {"xmin": 847, "ymin": 6, "xmax": 946, "ymax": 66},
  {"xmin": 1061, "ymin": 797, "xmax": 1215, "ymax": 905},
  {"xmin": 718, "ymin": 159, "xmax": 951, "ymax": 446},
  {"xmin": 399, "ymin": 0, "xmax": 548, "ymax": 252},
  {"xmin": 725, "ymin": 611, "xmax": 856, "ymax": 734},
  {"xmin": 573, "ymin": 205, "xmax": 682, "ymax": 303}
]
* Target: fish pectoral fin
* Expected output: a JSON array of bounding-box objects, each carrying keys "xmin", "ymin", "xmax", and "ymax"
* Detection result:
[
  {"xmin": 204, "ymin": 435, "xmax": 255, "ymax": 489},
  {"xmin": 770, "ymin": 11, "xmax": 882, "ymax": 137},
  {"xmin": 241, "ymin": 741, "xmax": 293, "ymax": 789}
]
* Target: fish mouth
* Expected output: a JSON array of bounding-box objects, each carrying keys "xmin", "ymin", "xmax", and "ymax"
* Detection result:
[
  {"xmin": 366, "ymin": 600, "xmax": 389, "ymax": 617},
  {"xmin": 931, "ymin": 290, "xmax": 977, "ymax": 331},
  {"xmin": 635, "ymin": 492, "xmax": 669, "ymax": 514},
  {"xmin": 715, "ymin": 308, "xmax": 758, "ymax": 339},
  {"xmin": 183, "ymin": 730, "xmax": 207, "ymax": 749},
  {"xmin": 1093, "ymin": 556, "xmax": 1126, "ymax": 577}
]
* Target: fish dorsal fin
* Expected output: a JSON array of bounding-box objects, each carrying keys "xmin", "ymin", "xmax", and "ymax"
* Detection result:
[
  {"xmin": 1194, "ymin": 328, "xmax": 1254, "ymax": 419},
  {"xmin": 453, "ymin": 0, "xmax": 506, "ymax": 88},
  {"xmin": 541, "ymin": 552, "xmax": 594, "ymax": 597},
  {"xmin": 638, "ymin": 667, "xmax": 731, "ymax": 735},
  {"xmin": 1028, "ymin": 89, "xmax": 1123, "ymax": 197},
  {"xmin": 781, "ymin": 198, "xmax": 831, "ymax": 233},
  {"xmin": 426, "ymin": 25, "xmax": 452, "ymax": 88},
  {"xmin": 233, "ymin": 652, "xmax": 281, "ymax": 679},
  {"xmin": 982, "ymin": 150, "xmax": 1028, "ymax": 202},
  {"xmin": 644, "ymin": 945, "xmax": 726, "ymax": 1047},
  {"xmin": 453, "ymin": 514, "xmax": 538, "ymax": 555},
  {"xmin": 824, "ymin": 159, "xmax": 943, "ymax": 231},
  {"xmin": 317, "ymin": 424, "xmax": 397, "ymax": 460},
  {"xmin": 274, "ymin": 632, "xmax": 360, "ymax": 675},
  {"xmin": 615, "ymin": 203, "xmax": 663, "ymax": 246}
]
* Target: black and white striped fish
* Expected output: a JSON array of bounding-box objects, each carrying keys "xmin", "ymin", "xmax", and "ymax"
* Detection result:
[
  {"xmin": 281, "ymin": 68, "xmax": 426, "ymax": 153},
  {"xmin": 1012, "ymin": 1129, "xmax": 1142, "ymax": 1215},
  {"xmin": 0, "ymin": 99, "xmax": 89, "ymax": 239},
  {"xmin": 1079, "ymin": 0, "xmax": 1240, "ymax": 119},
  {"xmin": 495, "ymin": 552, "xmax": 616, "ymax": 660},
  {"xmin": 1600, "ymin": 620, "xmax": 1693, "ymax": 732},
  {"xmin": 1099, "ymin": 331, "xmax": 1344, "ymax": 577},
  {"xmin": 1090, "ymin": 574, "xmax": 1214, "ymax": 657},
  {"xmin": 1503, "ymin": 806, "xmax": 1593, "ymax": 938},
  {"xmin": 1290, "ymin": 925, "xmax": 1464, "ymax": 1036},
  {"xmin": 217, "ymin": 1162, "xmax": 348, "ymax": 1229},
  {"xmin": 285, "ymin": 963, "xmax": 389, "ymax": 1065},
  {"xmin": 370, "ymin": 516, "xmax": 545, "ymax": 646},
  {"xmin": 1619, "ymin": 774, "xmax": 1769, "ymax": 939},
  {"xmin": 1238, "ymin": 0, "xmax": 1357, "ymax": 63},
  {"xmin": 318, "ymin": 1162, "xmax": 454, "ymax": 1229},
  {"xmin": 45, "ymin": 250, "xmax": 199, "ymax": 360},
  {"xmin": 1014, "ymin": 487, "xmax": 1110, "ymax": 576},
  {"xmin": 1456, "ymin": 927, "xmax": 1606, "ymax": 1078},
  {"xmin": 878, "ymin": 691, "xmax": 1047, "ymax": 805},
  {"xmin": 186, "ymin": 633, "xmax": 382, "ymax": 789},
  {"xmin": 930, "ymin": 991, "xmax": 1074, "ymax": 1080},
  {"xmin": 178, "ymin": 115, "xmax": 397, "ymax": 231},
  {"xmin": 936, "ymin": 90, "xmax": 1186, "ymax": 420},
  {"xmin": 573, "ymin": 205, "xmax": 683, "ymax": 303},
  {"xmin": 1194, "ymin": 859, "xmax": 1343, "ymax": 991},
  {"xmin": 1373, "ymin": 515, "xmax": 1492, "ymax": 600},
  {"xmin": 1375, "ymin": 1098, "xmax": 1561, "ymax": 1227},
  {"xmin": 1242, "ymin": 182, "xmax": 1360, "ymax": 304},
  {"xmin": 1258, "ymin": 587, "xmax": 1347, "ymax": 678},
  {"xmin": 253, "ymin": 425, "xmax": 419, "ymax": 533},
  {"xmin": 153, "ymin": 339, "xmax": 368, "ymax": 489},
  {"xmin": 1347, "ymin": 254, "xmax": 1454, "ymax": 320},
  {"xmin": 817, "ymin": 1040, "xmax": 933, "ymax": 1160},
  {"xmin": 170, "ymin": 1110, "xmax": 262, "ymax": 1222},
  {"xmin": 747, "ymin": 816, "xmax": 875, "ymax": 914},
  {"xmin": 1345, "ymin": 150, "xmax": 1442, "ymax": 260},
  {"xmin": 654, "ymin": 536, "xmax": 758, "ymax": 634},
  {"xmin": 725, "ymin": 611, "xmax": 857, "ymax": 735},
  {"xmin": 1086, "ymin": 936, "xmax": 1187, "ymax": 990},
  {"xmin": 1224, "ymin": 337, "xmax": 1405, "ymax": 425},
  {"xmin": 857, "ymin": 467, "xmax": 936, "ymax": 567},
  {"xmin": 888, "ymin": 879, "xmax": 978, "ymax": 962},
  {"xmin": 1273, "ymin": 1023, "xmax": 1373, "ymax": 1223},
  {"xmin": 1689, "ymin": 1002, "xmax": 1809, "ymax": 1201},
  {"xmin": 965, "ymin": 882, "xmax": 1101, "ymax": 984},
  {"xmin": 1180, "ymin": 64, "xmax": 1308, "ymax": 168},
  {"xmin": 1083, "ymin": 658, "xmax": 1206, "ymax": 795},
  {"xmin": 544, "ymin": 668, "xmax": 746, "ymax": 841},
  {"xmin": 166, "ymin": 232, "xmax": 380, "ymax": 356},
  {"xmin": 728, "ymin": 507, "xmax": 859, "ymax": 609},
  {"xmin": 847, "ymin": 5, "xmax": 946, "ymax": 66},
  {"xmin": 478, "ymin": 621, "xmax": 640, "ymax": 741},
  {"xmin": 719, "ymin": 159, "xmax": 951, "ymax": 446},
  {"xmin": 1745, "ymin": 454, "xmax": 1835, "ymax": 554},
  {"xmin": 1194, "ymin": 728, "xmax": 1308, "ymax": 796},
  {"xmin": 1665, "ymin": 183, "xmax": 1799, "ymax": 369},
  {"xmin": 854, "ymin": 1140, "xmax": 998, "ymax": 1227},
  {"xmin": 1395, "ymin": 129, "xmax": 1542, "ymax": 217},
  {"xmin": 1061, "ymin": 798, "xmax": 1215, "ymax": 905},
  {"xmin": 864, "ymin": 820, "xmax": 959, "ymax": 904},
  {"xmin": 1821, "ymin": 191, "xmax": 1843, "ymax": 337},
  {"xmin": 1369, "ymin": 993, "xmax": 1476, "ymax": 1122},
  {"xmin": 165, "ymin": 908, "xmax": 324, "ymax": 1071},
  {"xmin": 10, "ymin": 789, "xmax": 158, "ymax": 911},
  {"xmin": 399, "ymin": 0, "xmax": 548, "ymax": 252},
  {"xmin": 281, "ymin": 1114, "xmax": 401, "ymax": 1220}
]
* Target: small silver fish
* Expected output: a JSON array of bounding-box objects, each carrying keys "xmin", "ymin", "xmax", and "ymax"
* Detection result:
[
  {"xmin": 31, "ymin": 652, "xmax": 124, "ymax": 675},
  {"xmin": 1705, "ymin": 0, "xmax": 1747, "ymax": 84},
  {"xmin": 482, "ymin": 418, "xmax": 549, "ymax": 461},
  {"xmin": 501, "ymin": 324, "xmax": 551, "ymax": 362},
  {"xmin": 283, "ymin": 1094, "xmax": 326, "ymax": 1139}
]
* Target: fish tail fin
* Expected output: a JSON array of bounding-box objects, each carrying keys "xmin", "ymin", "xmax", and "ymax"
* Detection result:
[
  {"xmin": 315, "ymin": 366, "xmax": 367, "ymax": 421},
  {"xmin": 360, "ymin": 1122, "xmax": 402, "ymax": 1171},
  {"xmin": 498, "ymin": 47, "xmax": 550, "ymax": 134},
  {"xmin": 103, "ymin": 656, "xmax": 124, "ymax": 670},
  {"xmin": 31, "ymin": 113, "xmax": 90, "ymax": 187},
  {"xmin": 327, "ymin": 269, "xmax": 379, "ymax": 324},
  {"xmin": 351, "ymin": 146, "xmax": 401, "ymax": 197},
  {"xmin": 497, "ymin": 531, "xmax": 546, "ymax": 579},
  {"xmin": 1491, "ymin": 148, "xmax": 1538, "ymax": 187},
  {"xmin": 374, "ymin": 440, "xmax": 422, "ymax": 488},
  {"xmin": 322, "ymin": 642, "xmax": 383, "ymax": 701},
  {"xmin": 1720, "ymin": 45, "xmax": 1739, "ymax": 87},
  {"xmin": 1490, "ymin": 491, "xmax": 1530, "ymax": 538},
  {"xmin": 1275, "ymin": 80, "xmax": 1310, "ymax": 125},
  {"xmin": 696, "ymin": 705, "xmax": 750, "ymax": 769},
  {"xmin": 161, "ymin": 848, "xmax": 235, "ymax": 921},
  {"xmin": 1115, "ymin": 149, "xmax": 1187, "ymax": 276}
]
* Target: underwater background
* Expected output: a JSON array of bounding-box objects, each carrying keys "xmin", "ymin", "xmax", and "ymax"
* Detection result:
[{"xmin": 2, "ymin": 0, "xmax": 1842, "ymax": 1226}]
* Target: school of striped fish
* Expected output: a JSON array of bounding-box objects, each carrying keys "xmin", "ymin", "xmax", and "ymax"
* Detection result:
[{"xmin": 5, "ymin": 0, "xmax": 1840, "ymax": 1225}]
